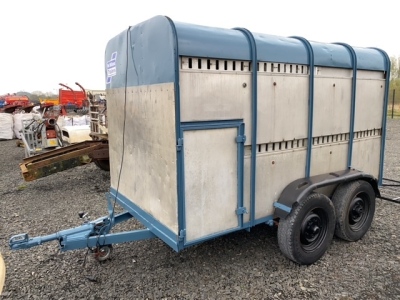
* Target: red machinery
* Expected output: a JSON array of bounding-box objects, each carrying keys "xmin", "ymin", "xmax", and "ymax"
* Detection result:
[
  {"xmin": 0, "ymin": 94, "xmax": 34, "ymax": 113},
  {"xmin": 58, "ymin": 83, "xmax": 87, "ymax": 109}
]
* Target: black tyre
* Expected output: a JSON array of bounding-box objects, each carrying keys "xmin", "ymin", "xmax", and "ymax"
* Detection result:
[
  {"xmin": 278, "ymin": 193, "xmax": 335, "ymax": 265},
  {"xmin": 332, "ymin": 180, "xmax": 375, "ymax": 242},
  {"xmin": 94, "ymin": 159, "xmax": 110, "ymax": 171}
]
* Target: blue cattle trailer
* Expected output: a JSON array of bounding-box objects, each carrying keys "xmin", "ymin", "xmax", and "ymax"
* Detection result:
[{"xmin": 10, "ymin": 16, "xmax": 390, "ymax": 265}]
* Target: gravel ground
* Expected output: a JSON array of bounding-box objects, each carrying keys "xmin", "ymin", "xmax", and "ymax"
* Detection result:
[{"xmin": 0, "ymin": 120, "xmax": 400, "ymax": 300}]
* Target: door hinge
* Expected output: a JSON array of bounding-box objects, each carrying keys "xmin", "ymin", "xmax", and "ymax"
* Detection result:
[
  {"xmin": 236, "ymin": 135, "xmax": 246, "ymax": 143},
  {"xmin": 236, "ymin": 207, "xmax": 248, "ymax": 215},
  {"xmin": 177, "ymin": 138, "xmax": 183, "ymax": 151},
  {"xmin": 178, "ymin": 229, "xmax": 186, "ymax": 241}
]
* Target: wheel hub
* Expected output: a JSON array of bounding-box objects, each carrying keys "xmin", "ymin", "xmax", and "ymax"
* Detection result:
[
  {"xmin": 349, "ymin": 197, "xmax": 366, "ymax": 226},
  {"xmin": 301, "ymin": 213, "xmax": 322, "ymax": 244}
]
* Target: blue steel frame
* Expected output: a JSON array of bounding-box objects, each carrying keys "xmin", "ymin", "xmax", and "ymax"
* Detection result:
[
  {"xmin": 180, "ymin": 120, "xmax": 245, "ymax": 247},
  {"xmin": 290, "ymin": 36, "xmax": 315, "ymax": 178},
  {"xmin": 372, "ymin": 48, "xmax": 391, "ymax": 186},
  {"xmin": 234, "ymin": 27, "xmax": 258, "ymax": 227},
  {"xmin": 108, "ymin": 190, "xmax": 180, "ymax": 251},
  {"xmin": 334, "ymin": 43, "xmax": 357, "ymax": 169},
  {"xmin": 165, "ymin": 17, "xmax": 186, "ymax": 250}
]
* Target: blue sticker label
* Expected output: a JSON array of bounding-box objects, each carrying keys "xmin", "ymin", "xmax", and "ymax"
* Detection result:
[{"xmin": 106, "ymin": 52, "xmax": 118, "ymax": 84}]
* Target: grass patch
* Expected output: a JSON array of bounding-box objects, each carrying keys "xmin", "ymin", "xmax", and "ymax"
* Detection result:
[{"xmin": 17, "ymin": 185, "xmax": 27, "ymax": 191}]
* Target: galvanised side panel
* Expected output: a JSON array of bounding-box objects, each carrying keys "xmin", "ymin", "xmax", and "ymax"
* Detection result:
[
  {"xmin": 312, "ymin": 77, "xmax": 352, "ymax": 137},
  {"xmin": 107, "ymin": 83, "xmax": 179, "ymax": 234},
  {"xmin": 252, "ymin": 150, "xmax": 307, "ymax": 219},
  {"xmin": 314, "ymin": 67, "xmax": 353, "ymax": 77},
  {"xmin": 257, "ymin": 74, "xmax": 309, "ymax": 143},
  {"xmin": 357, "ymin": 70, "xmax": 385, "ymax": 80},
  {"xmin": 183, "ymin": 127, "xmax": 239, "ymax": 242},
  {"xmin": 354, "ymin": 75, "xmax": 385, "ymax": 132},
  {"xmin": 310, "ymin": 143, "xmax": 348, "ymax": 177},
  {"xmin": 179, "ymin": 72, "xmax": 252, "ymax": 144},
  {"xmin": 352, "ymin": 137, "xmax": 381, "ymax": 178}
]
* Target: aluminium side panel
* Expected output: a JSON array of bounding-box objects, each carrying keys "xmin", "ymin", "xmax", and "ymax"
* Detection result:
[
  {"xmin": 312, "ymin": 67, "xmax": 353, "ymax": 137},
  {"xmin": 257, "ymin": 72, "xmax": 309, "ymax": 143},
  {"xmin": 352, "ymin": 70, "xmax": 385, "ymax": 177},
  {"xmin": 107, "ymin": 85, "xmax": 178, "ymax": 234},
  {"xmin": 310, "ymin": 67, "xmax": 352, "ymax": 175},
  {"xmin": 352, "ymin": 137, "xmax": 381, "ymax": 178},
  {"xmin": 179, "ymin": 70, "xmax": 250, "ymax": 126},
  {"xmin": 179, "ymin": 56, "xmax": 253, "ymax": 146},
  {"xmin": 251, "ymin": 149, "xmax": 307, "ymax": 220},
  {"xmin": 105, "ymin": 16, "xmax": 179, "ymax": 237},
  {"xmin": 183, "ymin": 126, "xmax": 241, "ymax": 242},
  {"xmin": 354, "ymin": 71, "xmax": 386, "ymax": 132}
]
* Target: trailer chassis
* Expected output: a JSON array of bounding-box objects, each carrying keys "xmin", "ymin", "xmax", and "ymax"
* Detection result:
[{"xmin": 9, "ymin": 196, "xmax": 156, "ymax": 260}]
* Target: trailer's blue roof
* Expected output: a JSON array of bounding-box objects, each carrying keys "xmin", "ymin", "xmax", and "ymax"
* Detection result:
[
  {"xmin": 105, "ymin": 15, "xmax": 388, "ymax": 88},
  {"xmin": 174, "ymin": 21, "xmax": 386, "ymax": 70}
]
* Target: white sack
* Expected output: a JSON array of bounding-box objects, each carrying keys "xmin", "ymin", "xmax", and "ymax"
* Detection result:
[
  {"xmin": 13, "ymin": 113, "xmax": 35, "ymax": 139},
  {"xmin": 0, "ymin": 113, "xmax": 14, "ymax": 140}
]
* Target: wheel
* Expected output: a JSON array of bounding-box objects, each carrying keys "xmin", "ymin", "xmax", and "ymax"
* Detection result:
[
  {"xmin": 93, "ymin": 245, "xmax": 113, "ymax": 261},
  {"xmin": 332, "ymin": 180, "xmax": 376, "ymax": 242},
  {"xmin": 94, "ymin": 159, "xmax": 110, "ymax": 171},
  {"xmin": 278, "ymin": 193, "xmax": 335, "ymax": 265}
]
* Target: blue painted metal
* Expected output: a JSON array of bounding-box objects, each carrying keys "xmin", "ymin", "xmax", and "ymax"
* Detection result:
[
  {"xmin": 105, "ymin": 16, "xmax": 176, "ymax": 89},
  {"xmin": 273, "ymin": 202, "xmax": 292, "ymax": 214},
  {"xmin": 334, "ymin": 43, "xmax": 357, "ymax": 168},
  {"xmin": 180, "ymin": 120, "xmax": 245, "ymax": 245},
  {"xmin": 183, "ymin": 226, "xmax": 245, "ymax": 248},
  {"xmin": 353, "ymin": 47, "xmax": 388, "ymax": 71},
  {"xmin": 105, "ymin": 16, "xmax": 387, "ymax": 90},
  {"xmin": 290, "ymin": 36, "xmax": 315, "ymax": 178},
  {"xmin": 61, "ymin": 229, "xmax": 156, "ymax": 251},
  {"xmin": 165, "ymin": 16, "xmax": 185, "ymax": 251},
  {"xmin": 371, "ymin": 48, "xmax": 391, "ymax": 186},
  {"xmin": 181, "ymin": 119, "xmax": 244, "ymax": 129},
  {"xmin": 8, "ymin": 212, "xmax": 158, "ymax": 251},
  {"xmin": 174, "ymin": 20, "xmax": 385, "ymax": 70},
  {"xmin": 109, "ymin": 189, "xmax": 180, "ymax": 251},
  {"xmin": 234, "ymin": 27, "xmax": 258, "ymax": 227},
  {"xmin": 237, "ymin": 122, "xmax": 245, "ymax": 229},
  {"xmin": 175, "ymin": 22, "xmax": 250, "ymax": 61},
  {"xmin": 236, "ymin": 207, "xmax": 248, "ymax": 215}
]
